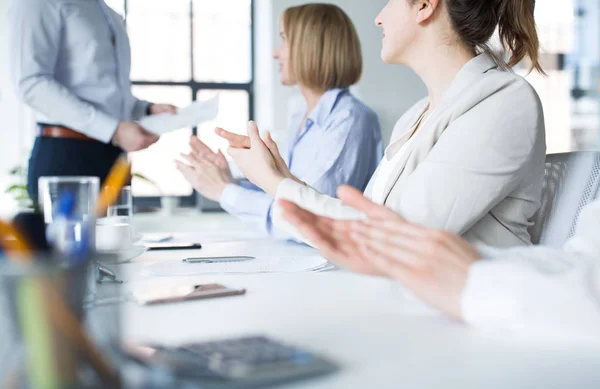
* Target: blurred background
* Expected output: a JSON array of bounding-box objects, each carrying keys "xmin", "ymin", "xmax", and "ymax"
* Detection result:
[{"xmin": 0, "ymin": 0, "xmax": 598, "ymax": 214}]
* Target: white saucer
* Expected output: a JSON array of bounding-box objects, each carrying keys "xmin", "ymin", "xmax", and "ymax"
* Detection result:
[{"xmin": 97, "ymin": 245, "xmax": 148, "ymax": 264}]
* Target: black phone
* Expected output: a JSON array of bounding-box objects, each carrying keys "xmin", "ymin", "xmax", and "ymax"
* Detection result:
[{"xmin": 146, "ymin": 242, "xmax": 202, "ymax": 251}]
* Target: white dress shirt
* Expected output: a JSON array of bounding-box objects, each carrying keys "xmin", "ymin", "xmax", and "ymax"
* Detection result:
[
  {"xmin": 371, "ymin": 109, "xmax": 426, "ymax": 204},
  {"xmin": 8, "ymin": 0, "xmax": 149, "ymax": 143},
  {"xmin": 462, "ymin": 195, "xmax": 600, "ymax": 340}
]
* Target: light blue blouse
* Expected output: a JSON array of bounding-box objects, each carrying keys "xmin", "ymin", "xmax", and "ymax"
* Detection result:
[{"xmin": 220, "ymin": 88, "xmax": 383, "ymax": 238}]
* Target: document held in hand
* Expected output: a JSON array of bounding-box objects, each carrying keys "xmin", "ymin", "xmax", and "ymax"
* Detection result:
[{"xmin": 140, "ymin": 94, "xmax": 220, "ymax": 135}]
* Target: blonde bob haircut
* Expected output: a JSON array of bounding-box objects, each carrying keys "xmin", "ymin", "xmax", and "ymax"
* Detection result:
[{"xmin": 282, "ymin": 3, "xmax": 363, "ymax": 92}]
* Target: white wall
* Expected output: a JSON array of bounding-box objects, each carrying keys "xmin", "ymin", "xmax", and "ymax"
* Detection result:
[{"xmin": 254, "ymin": 0, "xmax": 426, "ymax": 146}]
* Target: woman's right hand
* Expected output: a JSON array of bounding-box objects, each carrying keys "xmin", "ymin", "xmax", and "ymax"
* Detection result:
[
  {"xmin": 217, "ymin": 122, "xmax": 285, "ymax": 196},
  {"xmin": 216, "ymin": 123, "xmax": 304, "ymax": 185},
  {"xmin": 215, "ymin": 127, "xmax": 251, "ymax": 149}
]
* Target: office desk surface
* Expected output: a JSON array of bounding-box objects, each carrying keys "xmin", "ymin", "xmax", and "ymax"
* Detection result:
[{"xmin": 111, "ymin": 212, "xmax": 600, "ymax": 389}]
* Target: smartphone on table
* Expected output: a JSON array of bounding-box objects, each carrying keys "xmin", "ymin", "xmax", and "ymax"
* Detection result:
[{"xmin": 133, "ymin": 283, "xmax": 246, "ymax": 305}]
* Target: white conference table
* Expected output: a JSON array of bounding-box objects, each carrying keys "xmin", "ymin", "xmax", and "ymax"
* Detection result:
[{"xmin": 100, "ymin": 210, "xmax": 600, "ymax": 388}]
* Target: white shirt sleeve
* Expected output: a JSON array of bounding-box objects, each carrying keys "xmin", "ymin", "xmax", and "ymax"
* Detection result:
[
  {"xmin": 272, "ymin": 179, "xmax": 363, "ymax": 243},
  {"xmin": 8, "ymin": 0, "xmax": 119, "ymax": 143},
  {"xmin": 461, "ymin": 199, "xmax": 600, "ymax": 340}
]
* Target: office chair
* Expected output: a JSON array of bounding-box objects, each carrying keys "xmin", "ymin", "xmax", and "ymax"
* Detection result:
[{"xmin": 528, "ymin": 151, "xmax": 600, "ymax": 247}]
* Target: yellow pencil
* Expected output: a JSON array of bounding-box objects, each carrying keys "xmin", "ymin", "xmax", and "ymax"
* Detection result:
[{"xmin": 0, "ymin": 221, "xmax": 31, "ymax": 253}]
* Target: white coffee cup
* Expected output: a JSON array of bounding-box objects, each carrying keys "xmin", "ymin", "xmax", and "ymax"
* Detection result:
[{"xmin": 96, "ymin": 219, "xmax": 133, "ymax": 251}]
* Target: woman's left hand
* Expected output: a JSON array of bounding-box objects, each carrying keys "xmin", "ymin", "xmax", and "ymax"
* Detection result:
[
  {"xmin": 225, "ymin": 121, "xmax": 286, "ymax": 196},
  {"xmin": 278, "ymin": 199, "xmax": 387, "ymax": 276},
  {"xmin": 176, "ymin": 152, "xmax": 231, "ymax": 202},
  {"xmin": 350, "ymin": 216, "xmax": 480, "ymax": 320},
  {"xmin": 280, "ymin": 185, "xmax": 482, "ymax": 320}
]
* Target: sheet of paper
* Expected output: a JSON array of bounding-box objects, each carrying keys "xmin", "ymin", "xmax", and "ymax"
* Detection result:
[
  {"xmin": 140, "ymin": 95, "xmax": 220, "ymax": 135},
  {"xmin": 140, "ymin": 255, "xmax": 330, "ymax": 277}
]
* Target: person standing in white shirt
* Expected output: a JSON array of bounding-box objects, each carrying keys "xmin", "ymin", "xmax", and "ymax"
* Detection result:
[
  {"xmin": 216, "ymin": 0, "xmax": 547, "ymax": 249},
  {"xmin": 8, "ymin": 0, "xmax": 176, "ymax": 199},
  {"xmin": 278, "ymin": 185, "xmax": 600, "ymax": 340}
]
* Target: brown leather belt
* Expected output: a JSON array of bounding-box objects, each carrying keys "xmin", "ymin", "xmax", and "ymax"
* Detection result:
[{"xmin": 40, "ymin": 125, "xmax": 99, "ymax": 142}]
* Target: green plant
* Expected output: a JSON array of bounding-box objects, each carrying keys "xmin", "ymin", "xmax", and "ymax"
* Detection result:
[
  {"xmin": 132, "ymin": 172, "xmax": 159, "ymax": 189},
  {"xmin": 4, "ymin": 167, "xmax": 159, "ymax": 209},
  {"xmin": 132, "ymin": 172, "xmax": 167, "ymax": 197},
  {"xmin": 6, "ymin": 164, "xmax": 33, "ymax": 209}
]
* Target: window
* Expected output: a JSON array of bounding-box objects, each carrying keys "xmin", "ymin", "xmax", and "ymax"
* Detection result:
[
  {"xmin": 105, "ymin": 0, "xmax": 254, "ymax": 205},
  {"xmin": 523, "ymin": 0, "xmax": 599, "ymax": 153}
]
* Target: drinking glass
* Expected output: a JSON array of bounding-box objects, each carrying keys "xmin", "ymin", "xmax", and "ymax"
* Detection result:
[
  {"xmin": 38, "ymin": 176, "xmax": 100, "ymax": 302},
  {"xmin": 107, "ymin": 186, "xmax": 133, "ymax": 223},
  {"xmin": 38, "ymin": 177, "xmax": 99, "ymax": 254},
  {"xmin": 38, "ymin": 177, "xmax": 99, "ymax": 223}
]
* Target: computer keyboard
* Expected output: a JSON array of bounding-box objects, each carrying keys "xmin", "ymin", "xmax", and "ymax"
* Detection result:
[{"xmin": 128, "ymin": 336, "xmax": 338, "ymax": 388}]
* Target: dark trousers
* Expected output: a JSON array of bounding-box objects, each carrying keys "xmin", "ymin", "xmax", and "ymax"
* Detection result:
[{"xmin": 27, "ymin": 136, "xmax": 124, "ymax": 202}]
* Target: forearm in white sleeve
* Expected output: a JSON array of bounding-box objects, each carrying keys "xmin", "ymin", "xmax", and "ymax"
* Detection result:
[
  {"xmin": 8, "ymin": 0, "xmax": 119, "ymax": 143},
  {"xmin": 272, "ymin": 179, "xmax": 363, "ymax": 244},
  {"xmin": 461, "ymin": 247, "xmax": 600, "ymax": 340}
]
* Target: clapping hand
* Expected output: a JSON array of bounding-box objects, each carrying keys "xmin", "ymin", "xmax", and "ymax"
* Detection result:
[
  {"xmin": 279, "ymin": 185, "xmax": 481, "ymax": 320},
  {"xmin": 216, "ymin": 121, "xmax": 303, "ymax": 195},
  {"xmin": 175, "ymin": 137, "xmax": 233, "ymax": 202}
]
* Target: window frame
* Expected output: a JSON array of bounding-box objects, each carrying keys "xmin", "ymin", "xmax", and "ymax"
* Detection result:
[{"xmin": 120, "ymin": 0, "xmax": 255, "ymax": 210}]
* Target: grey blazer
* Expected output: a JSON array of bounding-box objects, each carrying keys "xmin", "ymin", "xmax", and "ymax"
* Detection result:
[{"xmin": 273, "ymin": 54, "xmax": 547, "ymax": 248}]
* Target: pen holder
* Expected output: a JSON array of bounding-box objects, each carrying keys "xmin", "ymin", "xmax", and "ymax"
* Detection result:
[{"xmin": 0, "ymin": 255, "xmax": 122, "ymax": 389}]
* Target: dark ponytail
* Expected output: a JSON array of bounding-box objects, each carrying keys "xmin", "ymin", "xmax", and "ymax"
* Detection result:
[
  {"xmin": 497, "ymin": 0, "xmax": 544, "ymax": 74},
  {"xmin": 440, "ymin": 0, "xmax": 544, "ymax": 74}
]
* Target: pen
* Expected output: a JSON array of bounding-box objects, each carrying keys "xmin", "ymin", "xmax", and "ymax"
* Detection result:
[{"xmin": 183, "ymin": 256, "xmax": 254, "ymax": 264}]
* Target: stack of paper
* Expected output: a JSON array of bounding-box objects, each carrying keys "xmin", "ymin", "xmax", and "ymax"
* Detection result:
[{"xmin": 140, "ymin": 255, "xmax": 334, "ymax": 277}]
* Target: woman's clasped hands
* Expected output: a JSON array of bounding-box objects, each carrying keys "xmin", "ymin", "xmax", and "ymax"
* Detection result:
[
  {"xmin": 175, "ymin": 135, "xmax": 233, "ymax": 202},
  {"xmin": 176, "ymin": 121, "xmax": 304, "ymax": 202}
]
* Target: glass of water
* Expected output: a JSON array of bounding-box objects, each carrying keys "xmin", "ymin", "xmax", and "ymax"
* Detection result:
[
  {"xmin": 106, "ymin": 186, "xmax": 133, "ymax": 222},
  {"xmin": 38, "ymin": 176, "xmax": 100, "ymax": 302},
  {"xmin": 38, "ymin": 176, "xmax": 100, "ymax": 227}
]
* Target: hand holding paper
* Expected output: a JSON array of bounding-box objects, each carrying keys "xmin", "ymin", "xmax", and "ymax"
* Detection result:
[{"xmin": 140, "ymin": 95, "xmax": 220, "ymax": 135}]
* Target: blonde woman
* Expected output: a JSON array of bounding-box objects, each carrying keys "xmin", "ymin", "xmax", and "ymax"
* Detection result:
[
  {"xmin": 218, "ymin": 0, "xmax": 546, "ymax": 248},
  {"xmin": 177, "ymin": 3, "xmax": 382, "ymax": 237}
]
